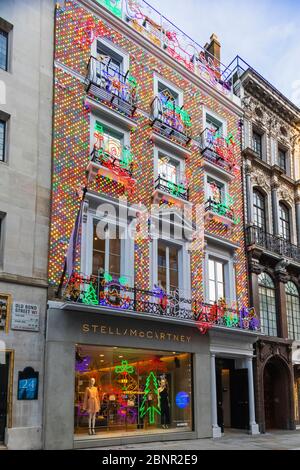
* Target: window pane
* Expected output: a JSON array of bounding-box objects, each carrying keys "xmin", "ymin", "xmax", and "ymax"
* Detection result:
[
  {"xmin": 216, "ymin": 262, "xmax": 223, "ymax": 283},
  {"xmin": 209, "ymin": 280, "xmax": 216, "ymax": 303},
  {"xmin": 208, "ymin": 260, "xmax": 215, "ymax": 281},
  {"xmin": 158, "ymin": 155, "xmax": 178, "ymax": 183},
  {"xmin": 169, "ymin": 246, "xmax": 179, "ymax": 291},
  {"xmin": 158, "ymin": 243, "xmax": 167, "ymax": 290},
  {"xmin": 0, "ymin": 120, "xmax": 5, "ymax": 162},
  {"xmin": 217, "ymin": 282, "xmax": 224, "ymax": 301},
  {"xmin": 0, "ymin": 30, "xmax": 8, "ymax": 71},
  {"xmin": 109, "ymin": 254, "xmax": 120, "ymax": 278}
]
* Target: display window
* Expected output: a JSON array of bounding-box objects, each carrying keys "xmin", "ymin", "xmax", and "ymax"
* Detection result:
[{"xmin": 74, "ymin": 345, "xmax": 193, "ymax": 438}]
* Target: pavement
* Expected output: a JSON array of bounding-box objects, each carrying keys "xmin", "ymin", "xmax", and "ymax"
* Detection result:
[{"xmin": 97, "ymin": 430, "xmax": 300, "ymax": 450}]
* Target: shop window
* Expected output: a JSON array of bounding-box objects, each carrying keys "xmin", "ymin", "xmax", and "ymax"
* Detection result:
[
  {"xmin": 208, "ymin": 258, "xmax": 225, "ymax": 304},
  {"xmin": 286, "ymin": 282, "xmax": 300, "ymax": 341},
  {"xmin": 258, "ymin": 273, "xmax": 277, "ymax": 337},
  {"xmin": 74, "ymin": 345, "xmax": 193, "ymax": 437},
  {"xmin": 158, "ymin": 242, "xmax": 179, "ymax": 294}
]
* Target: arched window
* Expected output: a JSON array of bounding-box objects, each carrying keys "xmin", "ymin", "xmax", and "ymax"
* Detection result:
[
  {"xmin": 286, "ymin": 282, "xmax": 300, "ymax": 341},
  {"xmin": 258, "ymin": 273, "xmax": 277, "ymax": 337},
  {"xmin": 279, "ymin": 203, "xmax": 291, "ymax": 241},
  {"xmin": 253, "ymin": 189, "xmax": 266, "ymax": 230}
]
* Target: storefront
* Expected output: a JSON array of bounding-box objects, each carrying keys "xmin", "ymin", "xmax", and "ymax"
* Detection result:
[{"xmin": 43, "ymin": 304, "xmax": 211, "ymax": 449}]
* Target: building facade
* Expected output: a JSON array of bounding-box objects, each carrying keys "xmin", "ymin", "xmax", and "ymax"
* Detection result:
[
  {"xmin": 0, "ymin": 0, "xmax": 54, "ymax": 450},
  {"xmin": 44, "ymin": 0, "xmax": 260, "ymax": 449},
  {"xmin": 233, "ymin": 57, "xmax": 300, "ymax": 432}
]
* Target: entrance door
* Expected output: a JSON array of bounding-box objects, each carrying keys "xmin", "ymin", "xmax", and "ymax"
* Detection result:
[
  {"xmin": 230, "ymin": 369, "xmax": 249, "ymax": 430},
  {"xmin": 0, "ymin": 353, "xmax": 9, "ymax": 442},
  {"xmin": 264, "ymin": 357, "xmax": 290, "ymax": 430}
]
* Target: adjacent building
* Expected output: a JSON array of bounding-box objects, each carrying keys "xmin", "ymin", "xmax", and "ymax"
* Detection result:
[
  {"xmin": 232, "ymin": 56, "xmax": 300, "ymax": 431},
  {"xmin": 44, "ymin": 0, "xmax": 260, "ymax": 449},
  {"xmin": 0, "ymin": 0, "xmax": 55, "ymax": 450}
]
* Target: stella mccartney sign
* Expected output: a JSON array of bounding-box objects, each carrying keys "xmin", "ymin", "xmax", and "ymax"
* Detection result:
[{"xmin": 82, "ymin": 323, "xmax": 192, "ymax": 344}]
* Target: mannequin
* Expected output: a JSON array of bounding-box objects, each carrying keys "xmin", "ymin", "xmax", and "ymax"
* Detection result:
[
  {"xmin": 158, "ymin": 377, "xmax": 170, "ymax": 429},
  {"xmin": 83, "ymin": 378, "xmax": 100, "ymax": 435}
]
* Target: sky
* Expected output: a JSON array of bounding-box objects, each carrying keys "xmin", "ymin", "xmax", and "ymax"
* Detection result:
[{"xmin": 147, "ymin": 0, "xmax": 300, "ymax": 106}]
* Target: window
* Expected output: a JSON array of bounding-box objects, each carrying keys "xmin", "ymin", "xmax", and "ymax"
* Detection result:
[
  {"xmin": 158, "ymin": 154, "xmax": 179, "ymax": 184},
  {"xmin": 0, "ymin": 29, "xmax": 8, "ymax": 71},
  {"xmin": 97, "ymin": 41, "xmax": 124, "ymax": 76},
  {"xmin": 93, "ymin": 120, "xmax": 124, "ymax": 159},
  {"xmin": 158, "ymin": 81, "xmax": 179, "ymax": 106},
  {"xmin": 278, "ymin": 147, "xmax": 287, "ymax": 173},
  {"xmin": 258, "ymin": 273, "xmax": 277, "ymax": 337},
  {"xmin": 252, "ymin": 131, "xmax": 262, "ymax": 158},
  {"xmin": 253, "ymin": 190, "xmax": 266, "ymax": 230},
  {"xmin": 286, "ymin": 282, "xmax": 300, "ymax": 341},
  {"xmin": 0, "ymin": 119, "xmax": 6, "ymax": 161},
  {"xmin": 74, "ymin": 345, "xmax": 193, "ymax": 437},
  {"xmin": 93, "ymin": 223, "xmax": 121, "ymax": 278},
  {"xmin": 207, "ymin": 177, "xmax": 224, "ymax": 203},
  {"xmin": 0, "ymin": 212, "xmax": 5, "ymax": 266},
  {"xmin": 206, "ymin": 114, "xmax": 223, "ymax": 134},
  {"xmin": 279, "ymin": 203, "xmax": 291, "ymax": 241},
  {"xmin": 208, "ymin": 258, "xmax": 225, "ymax": 303},
  {"xmin": 158, "ymin": 242, "xmax": 179, "ymax": 294}
]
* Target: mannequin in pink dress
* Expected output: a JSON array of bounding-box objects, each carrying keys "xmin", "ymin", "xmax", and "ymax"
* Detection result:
[{"xmin": 83, "ymin": 378, "xmax": 100, "ymax": 435}]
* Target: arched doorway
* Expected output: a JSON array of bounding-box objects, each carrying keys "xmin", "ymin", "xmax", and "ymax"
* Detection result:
[{"xmin": 263, "ymin": 357, "xmax": 291, "ymax": 430}]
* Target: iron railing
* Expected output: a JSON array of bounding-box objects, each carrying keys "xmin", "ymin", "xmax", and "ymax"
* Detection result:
[
  {"xmin": 205, "ymin": 198, "xmax": 235, "ymax": 221},
  {"xmin": 246, "ymin": 225, "xmax": 300, "ymax": 262},
  {"xmin": 150, "ymin": 96, "xmax": 192, "ymax": 146},
  {"xmin": 85, "ymin": 56, "xmax": 138, "ymax": 117},
  {"xmin": 63, "ymin": 273, "xmax": 260, "ymax": 331},
  {"xmin": 199, "ymin": 128, "xmax": 238, "ymax": 172},
  {"xmin": 154, "ymin": 175, "xmax": 189, "ymax": 201}
]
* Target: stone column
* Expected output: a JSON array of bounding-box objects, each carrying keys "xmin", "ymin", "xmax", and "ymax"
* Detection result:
[
  {"xmin": 246, "ymin": 357, "xmax": 260, "ymax": 435},
  {"xmin": 275, "ymin": 265, "xmax": 289, "ymax": 339},
  {"xmin": 210, "ymin": 354, "xmax": 221, "ymax": 438},
  {"xmin": 271, "ymin": 177, "xmax": 280, "ymax": 236}
]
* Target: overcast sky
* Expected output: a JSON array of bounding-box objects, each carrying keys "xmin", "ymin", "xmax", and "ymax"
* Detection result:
[{"xmin": 147, "ymin": 0, "xmax": 300, "ymax": 106}]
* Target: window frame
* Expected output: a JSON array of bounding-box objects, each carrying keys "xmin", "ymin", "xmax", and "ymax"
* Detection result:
[
  {"xmin": 203, "ymin": 108, "xmax": 227, "ymax": 137},
  {"xmin": 278, "ymin": 146, "xmax": 287, "ymax": 173},
  {"xmin": 208, "ymin": 257, "xmax": 225, "ymax": 304},
  {"xmin": 253, "ymin": 189, "xmax": 266, "ymax": 231},
  {"xmin": 0, "ymin": 118, "xmax": 6, "ymax": 162},
  {"xmin": 279, "ymin": 202, "xmax": 291, "ymax": 242},
  {"xmin": 252, "ymin": 130, "xmax": 263, "ymax": 159},
  {"xmin": 157, "ymin": 241, "xmax": 180, "ymax": 295},
  {"xmin": 286, "ymin": 281, "xmax": 300, "ymax": 341},
  {"xmin": 154, "ymin": 146, "xmax": 185, "ymax": 186},
  {"xmin": 154, "ymin": 75, "xmax": 183, "ymax": 108},
  {"xmin": 90, "ymin": 114, "xmax": 130, "ymax": 156},
  {"xmin": 92, "ymin": 37, "xmax": 129, "ymax": 74},
  {"xmin": 258, "ymin": 272, "xmax": 278, "ymax": 337},
  {"xmin": 0, "ymin": 28, "xmax": 8, "ymax": 72}
]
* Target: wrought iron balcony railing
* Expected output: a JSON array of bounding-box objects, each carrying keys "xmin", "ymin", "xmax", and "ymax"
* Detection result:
[
  {"xmin": 85, "ymin": 56, "xmax": 138, "ymax": 118},
  {"xmin": 62, "ymin": 273, "xmax": 260, "ymax": 333},
  {"xmin": 150, "ymin": 96, "xmax": 192, "ymax": 146},
  {"xmin": 90, "ymin": 146, "xmax": 134, "ymax": 178},
  {"xmin": 246, "ymin": 225, "xmax": 300, "ymax": 262},
  {"xmin": 205, "ymin": 198, "xmax": 235, "ymax": 221},
  {"xmin": 200, "ymin": 128, "xmax": 238, "ymax": 172},
  {"xmin": 154, "ymin": 175, "xmax": 189, "ymax": 201}
]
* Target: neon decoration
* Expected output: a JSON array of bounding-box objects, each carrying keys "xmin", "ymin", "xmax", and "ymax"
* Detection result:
[
  {"xmin": 176, "ymin": 392, "xmax": 190, "ymax": 409},
  {"xmin": 160, "ymin": 93, "xmax": 192, "ymax": 128},
  {"xmin": 139, "ymin": 372, "xmax": 161, "ymax": 424},
  {"xmin": 115, "ymin": 360, "xmax": 135, "ymax": 375},
  {"xmin": 96, "ymin": 0, "xmax": 122, "ymax": 18},
  {"xmin": 75, "ymin": 355, "xmax": 91, "ymax": 373},
  {"xmin": 206, "ymin": 185, "xmax": 240, "ymax": 225},
  {"xmin": 82, "ymin": 282, "xmax": 99, "ymax": 305},
  {"xmin": 74, "ymin": 17, "xmax": 110, "ymax": 49}
]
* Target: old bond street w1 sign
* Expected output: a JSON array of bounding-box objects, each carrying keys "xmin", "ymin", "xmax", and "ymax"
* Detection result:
[{"xmin": 11, "ymin": 302, "xmax": 40, "ymax": 332}]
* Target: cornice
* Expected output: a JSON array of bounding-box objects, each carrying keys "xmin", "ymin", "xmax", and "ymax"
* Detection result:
[{"xmin": 79, "ymin": 0, "xmax": 243, "ymax": 117}]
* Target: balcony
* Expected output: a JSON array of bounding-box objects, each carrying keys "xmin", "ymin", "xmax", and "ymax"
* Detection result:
[
  {"xmin": 204, "ymin": 197, "xmax": 237, "ymax": 227},
  {"xmin": 152, "ymin": 175, "xmax": 189, "ymax": 207},
  {"xmin": 85, "ymin": 56, "xmax": 138, "ymax": 118},
  {"xmin": 63, "ymin": 273, "xmax": 260, "ymax": 333},
  {"xmin": 200, "ymin": 128, "xmax": 238, "ymax": 173},
  {"xmin": 150, "ymin": 96, "xmax": 192, "ymax": 146},
  {"xmin": 86, "ymin": 146, "xmax": 136, "ymax": 192},
  {"xmin": 246, "ymin": 226, "xmax": 300, "ymax": 263}
]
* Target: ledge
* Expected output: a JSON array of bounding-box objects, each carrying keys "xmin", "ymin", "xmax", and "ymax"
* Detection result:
[
  {"xmin": 85, "ymin": 96, "xmax": 138, "ymax": 131},
  {"xmin": 151, "ymin": 131, "xmax": 192, "ymax": 159},
  {"xmin": 0, "ymin": 272, "xmax": 48, "ymax": 289}
]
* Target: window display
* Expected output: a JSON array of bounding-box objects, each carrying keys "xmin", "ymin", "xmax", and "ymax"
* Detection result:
[{"xmin": 74, "ymin": 345, "xmax": 193, "ymax": 437}]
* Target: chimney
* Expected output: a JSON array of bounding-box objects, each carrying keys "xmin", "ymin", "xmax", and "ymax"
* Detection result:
[{"xmin": 204, "ymin": 33, "xmax": 221, "ymax": 64}]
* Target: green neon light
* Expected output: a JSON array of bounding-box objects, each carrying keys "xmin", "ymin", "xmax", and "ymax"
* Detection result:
[
  {"xmin": 96, "ymin": 0, "xmax": 122, "ymax": 18},
  {"xmin": 115, "ymin": 360, "xmax": 135, "ymax": 375},
  {"xmin": 139, "ymin": 371, "xmax": 161, "ymax": 424}
]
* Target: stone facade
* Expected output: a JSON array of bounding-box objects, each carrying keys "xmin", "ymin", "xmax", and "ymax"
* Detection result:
[{"xmin": 0, "ymin": 0, "xmax": 55, "ymax": 449}]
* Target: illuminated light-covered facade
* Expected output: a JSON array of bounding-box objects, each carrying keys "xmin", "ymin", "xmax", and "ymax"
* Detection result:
[{"xmin": 44, "ymin": 0, "xmax": 260, "ymax": 449}]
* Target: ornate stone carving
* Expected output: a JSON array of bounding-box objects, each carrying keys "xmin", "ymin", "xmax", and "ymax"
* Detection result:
[
  {"xmin": 277, "ymin": 186, "xmax": 294, "ymax": 205},
  {"xmin": 252, "ymin": 168, "xmax": 271, "ymax": 192}
]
